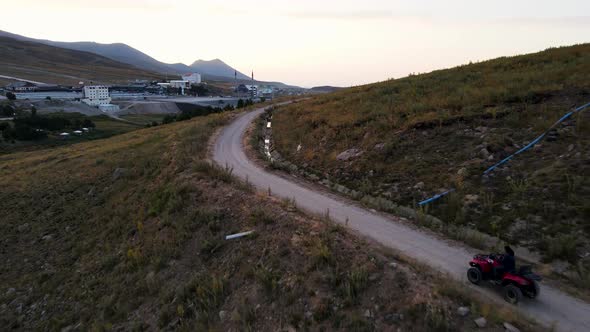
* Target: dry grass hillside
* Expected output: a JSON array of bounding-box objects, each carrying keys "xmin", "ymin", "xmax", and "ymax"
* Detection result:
[
  {"xmin": 272, "ymin": 44, "xmax": 590, "ymax": 275},
  {"xmin": 0, "ymin": 36, "xmax": 163, "ymax": 85},
  {"xmin": 0, "ymin": 112, "xmax": 539, "ymax": 331}
]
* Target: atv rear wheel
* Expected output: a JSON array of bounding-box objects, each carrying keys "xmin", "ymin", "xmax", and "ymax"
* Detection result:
[
  {"xmin": 530, "ymin": 281, "xmax": 540, "ymax": 299},
  {"xmin": 467, "ymin": 267, "xmax": 482, "ymax": 285},
  {"xmin": 503, "ymin": 284, "xmax": 523, "ymax": 304}
]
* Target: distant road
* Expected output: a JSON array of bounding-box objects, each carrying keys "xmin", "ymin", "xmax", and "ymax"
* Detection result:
[
  {"xmin": 213, "ymin": 105, "xmax": 590, "ymax": 332},
  {"xmin": 0, "ymin": 75, "xmax": 48, "ymax": 85}
]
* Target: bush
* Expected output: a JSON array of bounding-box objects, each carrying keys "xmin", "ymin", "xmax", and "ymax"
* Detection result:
[
  {"xmin": 13, "ymin": 122, "xmax": 46, "ymax": 140},
  {"xmin": 82, "ymin": 118, "xmax": 95, "ymax": 128},
  {"xmin": 250, "ymin": 208, "xmax": 274, "ymax": 225},
  {"xmin": 162, "ymin": 114, "xmax": 176, "ymax": 124},
  {"xmin": 340, "ymin": 269, "xmax": 369, "ymax": 304},
  {"xmin": 6, "ymin": 92, "xmax": 16, "ymax": 100},
  {"xmin": 310, "ymin": 238, "xmax": 332, "ymax": 267},
  {"xmin": 545, "ymin": 235, "xmax": 579, "ymax": 262},
  {"xmin": 253, "ymin": 264, "xmax": 281, "ymax": 297},
  {"xmin": 2, "ymin": 126, "xmax": 15, "ymax": 140}
]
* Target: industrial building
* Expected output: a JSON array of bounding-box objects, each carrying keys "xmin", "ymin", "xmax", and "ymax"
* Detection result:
[
  {"xmin": 6, "ymin": 82, "xmax": 39, "ymax": 92},
  {"xmin": 13, "ymin": 92, "xmax": 83, "ymax": 100},
  {"xmin": 169, "ymin": 80, "xmax": 191, "ymax": 89},
  {"xmin": 181, "ymin": 73, "xmax": 202, "ymax": 84},
  {"xmin": 82, "ymin": 86, "xmax": 111, "ymax": 106},
  {"xmin": 237, "ymin": 84, "xmax": 258, "ymax": 99}
]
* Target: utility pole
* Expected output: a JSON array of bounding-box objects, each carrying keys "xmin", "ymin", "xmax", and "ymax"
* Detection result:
[{"xmin": 251, "ymin": 70, "xmax": 255, "ymax": 99}]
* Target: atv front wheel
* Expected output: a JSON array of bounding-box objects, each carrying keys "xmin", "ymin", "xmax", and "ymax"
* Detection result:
[
  {"xmin": 503, "ymin": 284, "xmax": 523, "ymax": 304},
  {"xmin": 467, "ymin": 267, "xmax": 482, "ymax": 285}
]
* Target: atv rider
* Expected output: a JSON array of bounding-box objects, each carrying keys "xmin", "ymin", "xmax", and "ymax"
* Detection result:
[{"xmin": 494, "ymin": 246, "xmax": 516, "ymax": 280}]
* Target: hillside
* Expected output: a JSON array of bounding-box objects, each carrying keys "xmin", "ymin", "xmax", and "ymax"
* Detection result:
[
  {"xmin": 0, "ymin": 29, "xmax": 187, "ymax": 75},
  {"xmin": 310, "ymin": 86, "xmax": 344, "ymax": 93},
  {"xmin": 0, "ymin": 36, "xmax": 163, "ymax": 85},
  {"xmin": 0, "ymin": 30, "xmax": 248, "ymax": 80},
  {"xmin": 271, "ymin": 44, "xmax": 590, "ymax": 274},
  {"xmin": 0, "ymin": 111, "xmax": 538, "ymax": 331}
]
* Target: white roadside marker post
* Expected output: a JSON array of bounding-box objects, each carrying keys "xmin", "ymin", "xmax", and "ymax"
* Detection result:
[{"xmin": 225, "ymin": 231, "xmax": 254, "ymax": 240}]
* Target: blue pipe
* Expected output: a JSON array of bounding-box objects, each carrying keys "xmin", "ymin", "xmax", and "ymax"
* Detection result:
[{"xmin": 418, "ymin": 102, "xmax": 590, "ymax": 206}]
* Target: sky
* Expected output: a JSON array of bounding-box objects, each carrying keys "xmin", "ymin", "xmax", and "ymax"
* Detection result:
[{"xmin": 1, "ymin": 0, "xmax": 589, "ymax": 87}]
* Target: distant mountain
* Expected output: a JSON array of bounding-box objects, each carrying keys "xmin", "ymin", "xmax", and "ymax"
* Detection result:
[
  {"xmin": 0, "ymin": 29, "xmax": 299, "ymax": 87},
  {"xmin": 0, "ymin": 30, "xmax": 174, "ymax": 75},
  {"xmin": 190, "ymin": 59, "xmax": 250, "ymax": 80},
  {"xmin": 0, "ymin": 36, "xmax": 162, "ymax": 85},
  {"xmin": 0, "ymin": 30, "xmax": 248, "ymax": 80}
]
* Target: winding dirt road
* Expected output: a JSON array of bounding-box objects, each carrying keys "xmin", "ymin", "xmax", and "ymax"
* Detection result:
[{"xmin": 212, "ymin": 106, "xmax": 590, "ymax": 332}]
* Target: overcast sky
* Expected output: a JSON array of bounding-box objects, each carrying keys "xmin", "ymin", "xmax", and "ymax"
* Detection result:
[{"xmin": 1, "ymin": 0, "xmax": 589, "ymax": 87}]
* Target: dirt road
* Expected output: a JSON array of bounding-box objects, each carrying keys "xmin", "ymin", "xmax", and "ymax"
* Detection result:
[{"xmin": 212, "ymin": 106, "xmax": 590, "ymax": 332}]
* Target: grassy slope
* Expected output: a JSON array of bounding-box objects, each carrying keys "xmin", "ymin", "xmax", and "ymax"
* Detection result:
[
  {"xmin": 0, "ymin": 36, "xmax": 163, "ymax": 85},
  {"xmin": 273, "ymin": 44, "xmax": 590, "ymax": 266},
  {"xmin": 0, "ymin": 113, "xmax": 539, "ymax": 331},
  {"xmin": 0, "ymin": 113, "xmax": 142, "ymax": 154},
  {"xmin": 119, "ymin": 114, "xmax": 168, "ymax": 126}
]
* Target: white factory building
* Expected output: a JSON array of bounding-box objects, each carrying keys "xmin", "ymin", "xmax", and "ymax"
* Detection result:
[
  {"xmin": 181, "ymin": 73, "xmax": 202, "ymax": 84},
  {"xmin": 82, "ymin": 85, "xmax": 119, "ymax": 112},
  {"xmin": 82, "ymin": 86, "xmax": 111, "ymax": 106}
]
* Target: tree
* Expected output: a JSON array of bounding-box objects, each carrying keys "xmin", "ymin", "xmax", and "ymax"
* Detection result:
[
  {"xmin": 13, "ymin": 122, "xmax": 46, "ymax": 140},
  {"xmin": 82, "ymin": 119, "xmax": 95, "ymax": 128},
  {"xmin": 166, "ymin": 86, "xmax": 176, "ymax": 95},
  {"xmin": 31, "ymin": 106, "xmax": 37, "ymax": 117},
  {"xmin": 190, "ymin": 84, "xmax": 209, "ymax": 97},
  {"xmin": 2, "ymin": 126, "xmax": 15, "ymax": 140},
  {"xmin": 6, "ymin": 92, "xmax": 16, "ymax": 101},
  {"xmin": 1, "ymin": 105, "xmax": 14, "ymax": 117},
  {"xmin": 237, "ymin": 99, "xmax": 244, "ymax": 109},
  {"xmin": 162, "ymin": 114, "xmax": 176, "ymax": 124}
]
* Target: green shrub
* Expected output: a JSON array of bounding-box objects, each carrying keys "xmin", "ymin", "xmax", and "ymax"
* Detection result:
[
  {"xmin": 250, "ymin": 208, "xmax": 274, "ymax": 225},
  {"xmin": 310, "ymin": 238, "xmax": 333, "ymax": 267},
  {"xmin": 253, "ymin": 264, "xmax": 281, "ymax": 297},
  {"xmin": 545, "ymin": 235, "xmax": 579, "ymax": 262},
  {"xmin": 339, "ymin": 268, "xmax": 369, "ymax": 304}
]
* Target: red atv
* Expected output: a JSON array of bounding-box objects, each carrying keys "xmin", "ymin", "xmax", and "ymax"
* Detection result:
[{"xmin": 467, "ymin": 254, "xmax": 541, "ymax": 304}]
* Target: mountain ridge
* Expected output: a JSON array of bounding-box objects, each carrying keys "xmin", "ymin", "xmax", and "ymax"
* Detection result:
[
  {"xmin": 0, "ymin": 35, "xmax": 163, "ymax": 85},
  {"xmin": 0, "ymin": 30, "xmax": 251, "ymax": 81}
]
